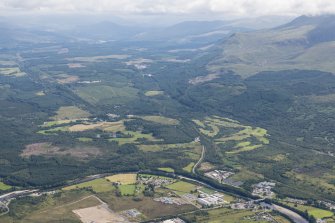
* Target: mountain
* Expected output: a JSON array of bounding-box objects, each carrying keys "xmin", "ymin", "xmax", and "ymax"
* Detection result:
[
  {"xmin": 208, "ymin": 15, "xmax": 335, "ymax": 77},
  {"xmin": 67, "ymin": 20, "xmax": 250, "ymax": 45},
  {"xmin": 134, "ymin": 20, "xmax": 250, "ymax": 44},
  {"xmin": 0, "ymin": 22, "xmax": 70, "ymax": 47},
  {"xmin": 69, "ymin": 21, "xmax": 145, "ymax": 41}
]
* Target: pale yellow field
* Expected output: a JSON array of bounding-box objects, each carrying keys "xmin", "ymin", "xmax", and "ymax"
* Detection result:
[
  {"xmin": 105, "ymin": 174, "xmax": 137, "ymax": 185},
  {"xmin": 145, "ymin": 91, "xmax": 164, "ymax": 96},
  {"xmin": 52, "ymin": 106, "xmax": 91, "ymax": 120},
  {"xmin": 0, "ymin": 67, "xmax": 26, "ymax": 77}
]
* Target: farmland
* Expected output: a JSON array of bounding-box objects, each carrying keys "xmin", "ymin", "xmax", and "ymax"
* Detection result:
[
  {"xmin": 145, "ymin": 90, "xmax": 164, "ymax": 96},
  {"xmin": 105, "ymin": 173, "xmax": 137, "ymax": 185},
  {"xmin": 0, "ymin": 182, "xmax": 11, "ymax": 190},
  {"xmin": 0, "ymin": 67, "xmax": 26, "ymax": 77}
]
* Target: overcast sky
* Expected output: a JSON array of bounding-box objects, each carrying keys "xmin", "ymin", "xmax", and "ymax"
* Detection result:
[{"xmin": 1, "ymin": 0, "xmax": 335, "ymax": 18}]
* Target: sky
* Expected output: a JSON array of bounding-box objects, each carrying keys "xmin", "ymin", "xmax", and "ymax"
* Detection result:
[{"xmin": 1, "ymin": 0, "xmax": 335, "ymax": 18}]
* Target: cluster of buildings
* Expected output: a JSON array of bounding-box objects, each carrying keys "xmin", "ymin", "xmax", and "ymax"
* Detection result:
[
  {"xmin": 204, "ymin": 169, "xmax": 243, "ymax": 186},
  {"xmin": 231, "ymin": 200, "xmax": 257, "ymax": 210},
  {"xmin": 285, "ymin": 198, "xmax": 307, "ymax": 205},
  {"xmin": 245, "ymin": 212, "xmax": 279, "ymax": 223},
  {"xmin": 204, "ymin": 170, "xmax": 234, "ymax": 184},
  {"xmin": 154, "ymin": 197, "xmax": 187, "ymax": 206},
  {"xmin": 197, "ymin": 192, "xmax": 225, "ymax": 207},
  {"xmin": 320, "ymin": 201, "xmax": 335, "ymax": 210},
  {"xmin": 137, "ymin": 175, "xmax": 175, "ymax": 188},
  {"xmin": 252, "ymin": 181, "xmax": 276, "ymax": 198}
]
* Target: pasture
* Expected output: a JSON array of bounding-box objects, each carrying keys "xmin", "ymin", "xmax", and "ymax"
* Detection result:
[
  {"xmin": 183, "ymin": 207, "xmax": 290, "ymax": 223},
  {"xmin": 166, "ymin": 181, "xmax": 198, "ymax": 194},
  {"xmin": 105, "ymin": 173, "xmax": 137, "ymax": 185},
  {"xmin": 63, "ymin": 178, "xmax": 114, "ymax": 193},
  {"xmin": 139, "ymin": 115, "xmax": 179, "ymax": 125},
  {"xmin": 145, "ymin": 90, "xmax": 164, "ymax": 96},
  {"xmin": 158, "ymin": 167, "xmax": 174, "ymax": 173},
  {"xmin": 0, "ymin": 181, "xmax": 11, "ymax": 190},
  {"xmin": 51, "ymin": 106, "xmax": 91, "ymax": 120},
  {"xmin": 0, "ymin": 67, "xmax": 26, "ymax": 77},
  {"xmin": 284, "ymin": 202, "xmax": 334, "ymax": 219},
  {"xmin": 74, "ymin": 85, "xmax": 138, "ymax": 105},
  {"xmin": 183, "ymin": 162, "xmax": 195, "ymax": 172}
]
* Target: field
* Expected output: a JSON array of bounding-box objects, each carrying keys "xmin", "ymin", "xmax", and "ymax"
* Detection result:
[
  {"xmin": 158, "ymin": 167, "xmax": 175, "ymax": 173},
  {"xmin": 74, "ymin": 85, "xmax": 138, "ymax": 105},
  {"xmin": 183, "ymin": 162, "xmax": 195, "ymax": 172},
  {"xmin": 139, "ymin": 115, "xmax": 180, "ymax": 125},
  {"xmin": 165, "ymin": 181, "xmax": 198, "ymax": 194},
  {"xmin": 77, "ymin": 137, "xmax": 93, "ymax": 142},
  {"xmin": 284, "ymin": 202, "xmax": 334, "ymax": 219},
  {"xmin": 51, "ymin": 106, "xmax": 91, "ymax": 121},
  {"xmin": 118, "ymin": 184, "xmax": 136, "ymax": 196},
  {"xmin": 145, "ymin": 90, "xmax": 164, "ymax": 96},
  {"xmin": 182, "ymin": 208, "xmax": 290, "ymax": 223},
  {"xmin": 139, "ymin": 142, "xmax": 201, "ymax": 152},
  {"xmin": 105, "ymin": 174, "xmax": 137, "ymax": 185},
  {"xmin": 63, "ymin": 178, "xmax": 114, "ymax": 193},
  {"xmin": 0, "ymin": 67, "xmax": 26, "ymax": 77},
  {"xmin": 0, "ymin": 181, "xmax": 11, "ymax": 190}
]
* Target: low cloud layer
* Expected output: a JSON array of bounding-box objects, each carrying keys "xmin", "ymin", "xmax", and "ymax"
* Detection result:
[{"xmin": 1, "ymin": 0, "xmax": 335, "ymax": 17}]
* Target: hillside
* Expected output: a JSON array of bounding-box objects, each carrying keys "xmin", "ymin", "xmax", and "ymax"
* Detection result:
[{"xmin": 208, "ymin": 15, "xmax": 335, "ymax": 77}]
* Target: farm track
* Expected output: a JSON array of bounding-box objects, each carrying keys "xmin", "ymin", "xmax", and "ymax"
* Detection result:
[{"xmin": 192, "ymin": 145, "xmax": 205, "ymax": 174}]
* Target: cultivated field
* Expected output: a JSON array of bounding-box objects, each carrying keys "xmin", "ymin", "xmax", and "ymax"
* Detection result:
[
  {"xmin": 145, "ymin": 90, "xmax": 164, "ymax": 96},
  {"xmin": 0, "ymin": 67, "xmax": 26, "ymax": 77},
  {"xmin": 105, "ymin": 173, "xmax": 137, "ymax": 185},
  {"xmin": 51, "ymin": 106, "xmax": 91, "ymax": 120},
  {"xmin": 139, "ymin": 115, "xmax": 179, "ymax": 125},
  {"xmin": 63, "ymin": 178, "xmax": 114, "ymax": 193}
]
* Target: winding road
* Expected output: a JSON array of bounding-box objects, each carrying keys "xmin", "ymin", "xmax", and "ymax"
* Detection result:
[{"xmin": 192, "ymin": 145, "xmax": 205, "ymax": 174}]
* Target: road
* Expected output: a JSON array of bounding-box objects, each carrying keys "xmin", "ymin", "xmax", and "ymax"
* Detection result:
[
  {"xmin": 192, "ymin": 145, "xmax": 205, "ymax": 174},
  {"xmin": 0, "ymin": 190, "xmax": 38, "ymax": 216},
  {"xmin": 272, "ymin": 204, "xmax": 309, "ymax": 223}
]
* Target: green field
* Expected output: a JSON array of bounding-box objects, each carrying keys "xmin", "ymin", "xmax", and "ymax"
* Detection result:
[
  {"xmin": 145, "ymin": 91, "xmax": 164, "ymax": 96},
  {"xmin": 118, "ymin": 184, "xmax": 136, "ymax": 196},
  {"xmin": 74, "ymin": 85, "xmax": 138, "ymax": 105},
  {"xmin": 284, "ymin": 203, "xmax": 334, "ymax": 219},
  {"xmin": 51, "ymin": 106, "xmax": 91, "ymax": 121},
  {"xmin": 77, "ymin": 137, "xmax": 93, "ymax": 142},
  {"xmin": 158, "ymin": 167, "xmax": 175, "ymax": 173},
  {"xmin": 183, "ymin": 208, "xmax": 289, "ymax": 223},
  {"xmin": 139, "ymin": 142, "xmax": 200, "ymax": 152},
  {"xmin": 63, "ymin": 178, "xmax": 114, "ymax": 193},
  {"xmin": 0, "ymin": 67, "xmax": 26, "ymax": 77},
  {"xmin": 0, "ymin": 181, "xmax": 11, "ymax": 190},
  {"xmin": 166, "ymin": 181, "xmax": 198, "ymax": 194},
  {"xmin": 183, "ymin": 162, "xmax": 195, "ymax": 172},
  {"xmin": 139, "ymin": 115, "xmax": 179, "ymax": 125},
  {"xmin": 105, "ymin": 173, "xmax": 137, "ymax": 185}
]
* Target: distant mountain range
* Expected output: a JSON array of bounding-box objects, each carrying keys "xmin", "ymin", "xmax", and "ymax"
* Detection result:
[{"xmin": 208, "ymin": 15, "xmax": 335, "ymax": 77}]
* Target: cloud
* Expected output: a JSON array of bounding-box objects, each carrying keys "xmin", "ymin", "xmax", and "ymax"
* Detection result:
[{"xmin": 1, "ymin": 0, "xmax": 335, "ymax": 17}]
